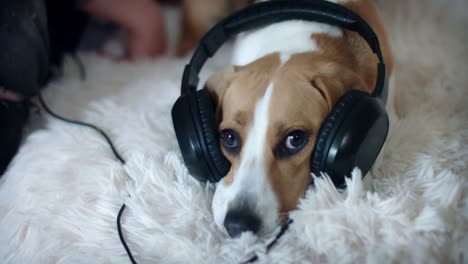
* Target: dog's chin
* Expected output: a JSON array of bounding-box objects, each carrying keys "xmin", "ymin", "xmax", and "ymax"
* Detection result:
[{"xmin": 211, "ymin": 179, "xmax": 280, "ymax": 237}]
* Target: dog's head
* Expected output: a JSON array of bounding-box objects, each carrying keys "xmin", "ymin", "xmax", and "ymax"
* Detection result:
[{"xmin": 206, "ymin": 52, "xmax": 366, "ymax": 237}]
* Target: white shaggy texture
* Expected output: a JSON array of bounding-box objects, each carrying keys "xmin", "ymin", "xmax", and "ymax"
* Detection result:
[{"xmin": 1, "ymin": 0, "xmax": 467, "ymax": 263}]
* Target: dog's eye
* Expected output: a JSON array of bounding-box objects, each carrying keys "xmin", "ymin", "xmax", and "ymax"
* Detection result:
[
  {"xmin": 220, "ymin": 129, "xmax": 241, "ymax": 154},
  {"xmin": 276, "ymin": 130, "xmax": 309, "ymax": 158}
]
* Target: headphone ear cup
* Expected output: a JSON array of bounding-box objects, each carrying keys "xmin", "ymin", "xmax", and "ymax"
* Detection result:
[
  {"xmin": 311, "ymin": 90, "xmax": 389, "ymax": 188},
  {"xmin": 312, "ymin": 90, "xmax": 364, "ymax": 173},
  {"xmin": 172, "ymin": 90, "xmax": 230, "ymax": 182},
  {"xmin": 195, "ymin": 90, "xmax": 231, "ymax": 181}
]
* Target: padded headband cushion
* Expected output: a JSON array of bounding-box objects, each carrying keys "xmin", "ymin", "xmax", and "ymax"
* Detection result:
[{"xmin": 195, "ymin": 90, "xmax": 231, "ymax": 181}]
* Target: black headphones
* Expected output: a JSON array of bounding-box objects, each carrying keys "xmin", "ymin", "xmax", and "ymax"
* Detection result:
[{"xmin": 171, "ymin": 0, "xmax": 389, "ymax": 188}]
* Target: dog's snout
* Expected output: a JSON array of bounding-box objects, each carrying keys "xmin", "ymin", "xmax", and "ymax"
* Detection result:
[{"xmin": 223, "ymin": 208, "xmax": 261, "ymax": 238}]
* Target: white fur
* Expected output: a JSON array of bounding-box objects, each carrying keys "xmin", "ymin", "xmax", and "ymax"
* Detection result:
[
  {"xmin": 212, "ymin": 83, "xmax": 279, "ymax": 236},
  {"xmin": 230, "ymin": 0, "xmax": 354, "ymax": 67},
  {"xmin": 232, "ymin": 20, "xmax": 342, "ymax": 66},
  {"xmin": 0, "ymin": 1, "xmax": 467, "ymax": 263}
]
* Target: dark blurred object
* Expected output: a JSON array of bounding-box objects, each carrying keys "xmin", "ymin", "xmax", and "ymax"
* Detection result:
[
  {"xmin": 0, "ymin": 0, "xmax": 50, "ymax": 97},
  {"xmin": 0, "ymin": 0, "xmax": 51, "ymax": 176},
  {"xmin": 45, "ymin": 0, "xmax": 89, "ymax": 67},
  {"xmin": 0, "ymin": 100, "xmax": 30, "ymax": 175}
]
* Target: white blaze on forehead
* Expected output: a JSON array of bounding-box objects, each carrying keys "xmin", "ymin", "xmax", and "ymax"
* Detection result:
[
  {"xmin": 240, "ymin": 83, "xmax": 274, "ymax": 166},
  {"xmin": 232, "ymin": 20, "xmax": 343, "ymax": 66},
  {"xmin": 231, "ymin": 82, "xmax": 278, "ymax": 217},
  {"xmin": 212, "ymin": 83, "xmax": 279, "ymax": 235}
]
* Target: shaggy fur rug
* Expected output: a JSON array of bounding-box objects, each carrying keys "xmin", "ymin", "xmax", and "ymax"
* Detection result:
[{"xmin": 1, "ymin": 0, "xmax": 467, "ymax": 263}]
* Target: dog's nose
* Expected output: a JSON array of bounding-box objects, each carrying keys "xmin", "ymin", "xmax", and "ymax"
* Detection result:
[{"xmin": 223, "ymin": 208, "xmax": 261, "ymax": 237}]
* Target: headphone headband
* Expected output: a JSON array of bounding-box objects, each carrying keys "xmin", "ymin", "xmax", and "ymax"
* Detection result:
[
  {"xmin": 173, "ymin": 0, "xmax": 390, "ymax": 184},
  {"xmin": 181, "ymin": 0, "xmax": 387, "ymax": 101}
]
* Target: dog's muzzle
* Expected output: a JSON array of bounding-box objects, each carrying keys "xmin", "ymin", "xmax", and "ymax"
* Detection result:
[{"xmin": 223, "ymin": 207, "xmax": 261, "ymax": 238}]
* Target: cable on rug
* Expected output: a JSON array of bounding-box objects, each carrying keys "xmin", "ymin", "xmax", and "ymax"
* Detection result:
[
  {"xmin": 36, "ymin": 92, "xmax": 137, "ymax": 264},
  {"xmin": 37, "ymin": 93, "xmax": 125, "ymax": 164},
  {"xmin": 241, "ymin": 218, "xmax": 294, "ymax": 264},
  {"xmin": 36, "ymin": 90, "xmax": 292, "ymax": 264}
]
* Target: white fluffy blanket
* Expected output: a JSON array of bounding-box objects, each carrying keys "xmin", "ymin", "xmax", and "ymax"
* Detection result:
[{"xmin": 1, "ymin": 1, "xmax": 467, "ymax": 263}]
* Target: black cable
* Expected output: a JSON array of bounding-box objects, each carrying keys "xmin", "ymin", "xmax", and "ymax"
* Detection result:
[
  {"xmin": 241, "ymin": 218, "xmax": 294, "ymax": 264},
  {"xmin": 118, "ymin": 204, "xmax": 137, "ymax": 264},
  {"xmin": 36, "ymin": 92, "xmax": 137, "ymax": 263},
  {"xmin": 37, "ymin": 92, "xmax": 125, "ymax": 164},
  {"xmin": 37, "ymin": 91, "xmax": 292, "ymax": 264}
]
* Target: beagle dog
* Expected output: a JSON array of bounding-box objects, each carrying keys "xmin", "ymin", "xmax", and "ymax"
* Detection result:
[{"xmin": 204, "ymin": 0, "xmax": 396, "ymax": 237}]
